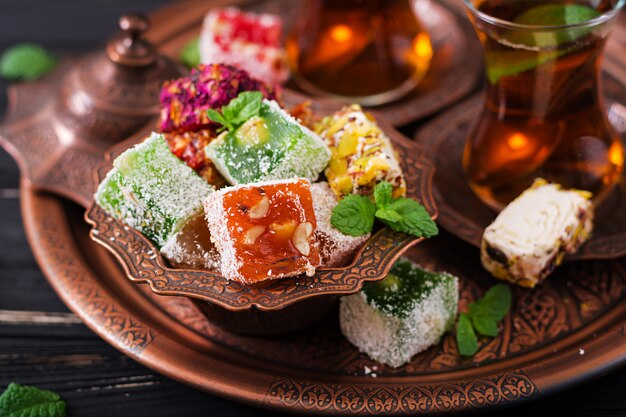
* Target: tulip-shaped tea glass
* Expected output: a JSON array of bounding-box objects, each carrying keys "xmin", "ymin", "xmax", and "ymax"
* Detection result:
[
  {"xmin": 287, "ymin": 0, "xmax": 433, "ymax": 106},
  {"xmin": 463, "ymin": 0, "xmax": 625, "ymax": 209}
]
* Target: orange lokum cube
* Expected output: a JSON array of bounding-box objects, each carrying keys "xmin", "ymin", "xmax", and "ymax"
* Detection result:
[{"xmin": 204, "ymin": 178, "xmax": 320, "ymax": 283}]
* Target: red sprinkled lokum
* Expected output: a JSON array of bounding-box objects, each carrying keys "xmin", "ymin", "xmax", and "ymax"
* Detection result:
[
  {"xmin": 204, "ymin": 178, "xmax": 320, "ymax": 283},
  {"xmin": 159, "ymin": 63, "xmax": 278, "ymax": 133},
  {"xmin": 199, "ymin": 8, "xmax": 289, "ymax": 86}
]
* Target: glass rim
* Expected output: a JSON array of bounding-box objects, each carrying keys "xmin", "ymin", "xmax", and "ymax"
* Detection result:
[{"xmin": 463, "ymin": 0, "xmax": 626, "ymax": 31}]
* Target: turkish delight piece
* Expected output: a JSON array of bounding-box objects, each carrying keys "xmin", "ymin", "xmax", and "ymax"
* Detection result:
[
  {"xmin": 310, "ymin": 182, "xmax": 369, "ymax": 267},
  {"xmin": 340, "ymin": 258, "xmax": 459, "ymax": 368},
  {"xmin": 95, "ymin": 132, "xmax": 214, "ymax": 247},
  {"xmin": 160, "ymin": 213, "xmax": 221, "ymax": 271},
  {"xmin": 206, "ymin": 99, "xmax": 331, "ymax": 185},
  {"xmin": 159, "ymin": 63, "xmax": 278, "ymax": 133},
  {"xmin": 481, "ymin": 179, "xmax": 593, "ymax": 288},
  {"xmin": 315, "ymin": 104, "xmax": 406, "ymax": 199},
  {"xmin": 204, "ymin": 178, "xmax": 320, "ymax": 283},
  {"xmin": 164, "ymin": 129, "xmax": 228, "ymax": 189},
  {"xmin": 199, "ymin": 7, "xmax": 289, "ymax": 86}
]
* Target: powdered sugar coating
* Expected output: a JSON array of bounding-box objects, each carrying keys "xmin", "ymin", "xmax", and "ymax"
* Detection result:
[
  {"xmin": 94, "ymin": 132, "xmax": 214, "ymax": 247},
  {"xmin": 206, "ymin": 99, "xmax": 331, "ymax": 185},
  {"xmin": 204, "ymin": 178, "xmax": 320, "ymax": 283},
  {"xmin": 160, "ymin": 212, "xmax": 221, "ymax": 271},
  {"xmin": 199, "ymin": 7, "xmax": 289, "ymax": 85},
  {"xmin": 340, "ymin": 259, "xmax": 459, "ymax": 368},
  {"xmin": 311, "ymin": 182, "xmax": 369, "ymax": 267}
]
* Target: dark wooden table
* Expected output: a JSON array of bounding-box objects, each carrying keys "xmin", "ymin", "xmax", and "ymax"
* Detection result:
[{"xmin": 1, "ymin": 1, "xmax": 625, "ymax": 416}]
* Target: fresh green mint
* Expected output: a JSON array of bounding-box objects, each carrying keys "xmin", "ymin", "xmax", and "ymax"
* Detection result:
[
  {"xmin": 0, "ymin": 383, "xmax": 67, "ymax": 417},
  {"xmin": 0, "ymin": 44, "xmax": 57, "ymax": 81},
  {"xmin": 207, "ymin": 91, "xmax": 264, "ymax": 133},
  {"xmin": 331, "ymin": 181, "xmax": 438, "ymax": 239},
  {"xmin": 487, "ymin": 4, "xmax": 600, "ymax": 84},
  {"xmin": 330, "ymin": 194, "xmax": 377, "ymax": 237},
  {"xmin": 456, "ymin": 284, "xmax": 512, "ymax": 356},
  {"xmin": 180, "ymin": 37, "xmax": 200, "ymax": 69}
]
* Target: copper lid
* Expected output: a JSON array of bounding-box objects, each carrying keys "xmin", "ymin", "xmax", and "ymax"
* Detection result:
[{"xmin": 57, "ymin": 13, "xmax": 181, "ymax": 147}]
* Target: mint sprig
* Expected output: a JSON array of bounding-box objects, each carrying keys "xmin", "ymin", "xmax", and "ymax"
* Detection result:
[
  {"xmin": 180, "ymin": 37, "xmax": 200, "ymax": 69},
  {"xmin": 456, "ymin": 284, "xmax": 512, "ymax": 356},
  {"xmin": 0, "ymin": 44, "xmax": 56, "ymax": 81},
  {"xmin": 0, "ymin": 383, "xmax": 67, "ymax": 417},
  {"xmin": 330, "ymin": 181, "xmax": 438, "ymax": 239},
  {"xmin": 207, "ymin": 91, "xmax": 264, "ymax": 133}
]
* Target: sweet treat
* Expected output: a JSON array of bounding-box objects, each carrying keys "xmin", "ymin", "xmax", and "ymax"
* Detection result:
[
  {"xmin": 160, "ymin": 213, "xmax": 221, "ymax": 271},
  {"xmin": 204, "ymin": 178, "xmax": 320, "ymax": 283},
  {"xmin": 315, "ymin": 104, "xmax": 406, "ymax": 199},
  {"xmin": 340, "ymin": 258, "xmax": 459, "ymax": 368},
  {"xmin": 164, "ymin": 129, "xmax": 227, "ymax": 188},
  {"xmin": 95, "ymin": 132, "xmax": 214, "ymax": 247},
  {"xmin": 310, "ymin": 182, "xmax": 370, "ymax": 267},
  {"xmin": 206, "ymin": 99, "xmax": 331, "ymax": 185},
  {"xmin": 159, "ymin": 63, "xmax": 277, "ymax": 133},
  {"xmin": 481, "ymin": 179, "xmax": 593, "ymax": 288},
  {"xmin": 199, "ymin": 7, "xmax": 289, "ymax": 86}
]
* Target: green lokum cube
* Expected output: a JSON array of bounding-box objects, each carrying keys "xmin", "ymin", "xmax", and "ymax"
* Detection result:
[
  {"xmin": 95, "ymin": 132, "xmax": 214, "ymax": 247},
  {"xmin": 205, "ymin": 99, "xmax": 331, "ymax": 185},
  {"xmin": 340, "ymin": 258, "xmax": 459, "ymax": 368}
]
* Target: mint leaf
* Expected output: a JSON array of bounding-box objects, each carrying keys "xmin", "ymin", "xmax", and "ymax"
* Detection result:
[
  {"xmin": 471, "ymin": 314, "xmax": 499, "ymax": 337},
  {"xmin": 375, "ymin": 207, "xmax": 403, "ymax": 223},
  {"xmin": 207, "ymin": 108, "xmax": 232, "ymax": 132},
  {"xmin": 471, "ymin": 284, "xmax": 512, "ymax": 321},
  {"xmin": 379, "ymin": 198, "xmax": 438, "ymax": 238},
  {"xmin": 180, "ymin": 37, "xmax": 200, "ymax": 69},
  {"xmin": 222, "ymin": 91, "xmax": 263, "ymax": 128},
  {"xmin": 374, "ymin": 181, "xmax": 393, "ymax": 208},
  {"xmin": 488, "ymin": 5, "xmax": 600, "ymax": 84},
  {"xmin": 0, "ymin": 44, "xmax": 56, "ymax": 81},
  {"xmin": 331, "ymin": 194, "xmax": 376, "ymax": 236},
  {"xmin": 0, "ymin": 383, "xmax": 67, "ymax": 417},
  {"xmin": 456, "ymin": 313, "xmax": 478, "ymax": 356}
]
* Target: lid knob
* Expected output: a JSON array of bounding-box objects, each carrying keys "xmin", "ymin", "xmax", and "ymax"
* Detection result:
[{"xmin": 106, "ymin": 13, "xmax": 156, "ymax": 67}]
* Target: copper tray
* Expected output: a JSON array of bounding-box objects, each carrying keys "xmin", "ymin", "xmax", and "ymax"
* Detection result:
[
  {"xmin": 147, "ymin": 0, "xmax": 482, "ymax": 127},
  {"xmin": 20, "ymin": 184, "xmax": 626, "ymax": 415}
]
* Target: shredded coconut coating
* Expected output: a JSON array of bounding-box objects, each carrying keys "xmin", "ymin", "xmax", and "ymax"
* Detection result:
[
  {"xmin": 160, "ymin": 212, "xmax": 221, "ymax": 271},
  {"xmin": 159, "ymin": 63, "xmax": 278, "ymax": 133},
  {"xmin": 340, "ymin": 258, "xmax": 459, "ymax": 368},
  {"xmin": 199, "ymin": 7, "xmax": 289, "ymax": 85},
  {"xmin": 204, "ymin": 178, "xmax": 320, "ymax": 283},
  {"xmin": 94, "ymin": 132, "xmax": 214, "ymax": 247},
  {"xmin": 481, "ymin": 179, "xmax": 594, "ymax": 288},
  {"xmin": 206, "ymin": 99, "xmax": 331, "ymax": 185},
  {"xmin": 311, "ymin": 182, "xmax": 369, "ymax": 267},
  {"xmin": 315, "ymin": 104, "xmax": 406, "ymax": 199}
]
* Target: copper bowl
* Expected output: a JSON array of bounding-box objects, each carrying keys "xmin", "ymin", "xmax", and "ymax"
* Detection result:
[{"xmin": 84, "ymin": 106, "xmax": 437, "ymax": 335}]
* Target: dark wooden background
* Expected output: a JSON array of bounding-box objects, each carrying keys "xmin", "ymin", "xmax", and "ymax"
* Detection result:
[{"xmin": 0, "ymin": 1, "xmax": 625, "ymax": 416}]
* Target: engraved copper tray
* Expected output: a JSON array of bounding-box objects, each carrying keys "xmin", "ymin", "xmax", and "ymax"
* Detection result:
[
  {"xmin": 147, "ymin": 0, "xmax": 482, "ymax": 127},
  {"xmin": 415, "ymin": 67, "xmax": 626, "ymax": 261}
]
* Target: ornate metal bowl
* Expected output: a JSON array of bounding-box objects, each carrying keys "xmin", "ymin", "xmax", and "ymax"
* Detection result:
[{"xmin": 84, "ymin": 103, "xmax": 436, "ymax": 332}]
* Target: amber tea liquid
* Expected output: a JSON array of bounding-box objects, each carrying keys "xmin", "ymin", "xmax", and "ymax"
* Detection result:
[
  {"xmin": 464, "ymin": 0, "xmax": 624, "ymax": 208},
  {"xmin": 287, "ymin": 0, "xmax": 433, "ymax": 104}
]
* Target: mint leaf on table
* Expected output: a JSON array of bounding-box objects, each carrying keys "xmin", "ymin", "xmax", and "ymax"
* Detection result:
[
  {"xmin": 330, "ymin": 194, "xmax": 377, "ymax": 236},
  {"xmin": 456, "ymin": 313, "xmax": 479, "ymax": 356},
  {"xmin": 0, "ymin": 383, "xmax": 67, "ymax": 417},
  {"xmin": 0, "ymin": 44, "xmax": 56, "ymax": 81},
  {"xmin": 180, "ymin": 37, "xmax": 200, "ymax": 69},
  {"xmin": 456, "ymin": 284, "xmax": 512, "ymax": 355},
  {"xmin": 378, "ymin": 198, "xmax": 438, "ymax": 238},
  {"xmin": 487, "ymin": 4, "xmax": 600, "ymax": 84},
  {"xmin": 207, "ymin": 91, "xmax": 264, "ymax": 132}
]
